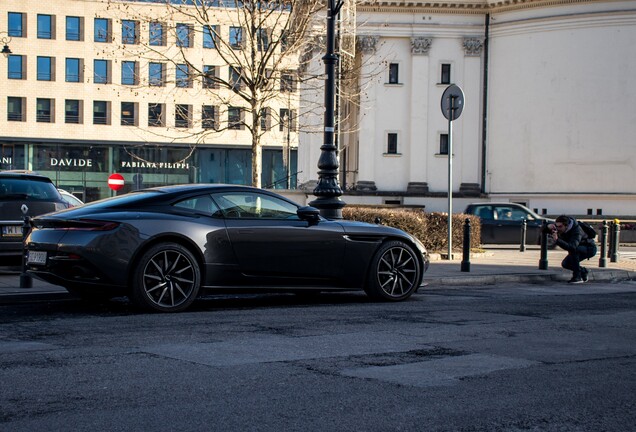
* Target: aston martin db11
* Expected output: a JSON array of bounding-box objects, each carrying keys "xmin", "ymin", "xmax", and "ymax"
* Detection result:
[{"xmin": 26, "ymin": 185, "xmax": 429, "ymax": 312}]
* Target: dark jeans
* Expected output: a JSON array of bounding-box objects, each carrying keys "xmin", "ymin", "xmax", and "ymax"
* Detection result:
[{"xmin": 561, "ymin": 244, "xmax": 597, "ymax": 278}]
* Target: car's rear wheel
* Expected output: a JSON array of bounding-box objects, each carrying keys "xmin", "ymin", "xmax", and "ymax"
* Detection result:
[
  {"xmin": 364, "ymin": 240, "xmax": 421, "ymax": 301},
  {"xmin": 131, "ymin": 243, "xmax": 200, "ymax": 313}
]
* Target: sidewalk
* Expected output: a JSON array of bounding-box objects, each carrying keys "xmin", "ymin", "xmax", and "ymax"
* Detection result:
[{"xmin": 0, "ymin": 247, "xmax": 635, "ymax": 303}]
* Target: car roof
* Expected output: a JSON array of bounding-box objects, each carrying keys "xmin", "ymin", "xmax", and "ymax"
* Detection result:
[{"xmin": 0, "ymin": 172, "xmax": 54, "ymax": 183}]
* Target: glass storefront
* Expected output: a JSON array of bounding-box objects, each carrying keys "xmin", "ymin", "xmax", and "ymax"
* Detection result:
[{"xmin": 0, "ymin": 141, "xmax": 297, "ymax": 202}]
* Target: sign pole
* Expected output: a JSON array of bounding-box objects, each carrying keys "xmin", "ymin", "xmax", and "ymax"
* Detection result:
[{"xmin": 447, "ymin": 99, "xmax": 454, "ymax": 260}]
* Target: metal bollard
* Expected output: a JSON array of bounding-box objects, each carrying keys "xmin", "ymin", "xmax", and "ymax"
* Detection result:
[
  {"xmin": 607, "ymin": 221, "xmax": 614, "ymax": 258},
  {"xmin": 461, "ymin": 218, "xmax": 471, "ymax": 272},
  {"xmin": 20, "ymin": 208, "xmax": 33, "ymax": 289},
  {"xmin": 519, "ymin": 219, "xmax": 527, "ymax": 252},
  {"xmin": 599, "ymin": 221, "xmax": 608, "ymax": 267},
  {"xmin": 539, "ymin": 220, "xmax": 549, "ymax": 270},
  {"xmin": 610, "ymin": 220, "xmax": 620, "ymax": 263}
]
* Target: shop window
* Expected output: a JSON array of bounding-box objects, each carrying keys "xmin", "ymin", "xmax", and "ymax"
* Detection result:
[
  {"xmin": 37, "ymin": 14, "xmax": 55, "ymax": 39},
  {"xmin": 149, "ymin": 62, "xmax": 165, "ymax": 86},
  {"xmin": 37, "ymin": 57, "xmax": 55, "ymax": 81},
  {"xmin": 202, "ymin": 105, "xmax": 217, "ymax": 130},
  {"xmin": 121, "ymin": 102, "xmax": 137, "ymax": 126},
  {"xmin": 8, "ymin": 12, "xmax": 25, "ymax": 38},
  {"xmin": 203, "ymin": 25, "xmax": 218, "ymax": 49},
  {"xmin": 121, "ymin": 61, "xmax": 138, "ymax": 85},
  {"xmin": 94, "ymin": 59, "xmax": 111, "ymax": 84},
  {"xmin": 441, "ymin": 63, "xmax": 451, "ymax": 84},
  {"xmin": 7, "ymin": 97, "xmax": 25, "ymax": 122},
  {"xmin": 149, "ymin": 22, "xmax": 166, "ymax": 46},
  {"xmin": 387, "ymin": 133, "xmax": 398, "ymax": 154},
  {"xmin": 176, "ymin": 23, "xmax": 193, "ymax": 48},
  {"xmin": 93, "ymin": 101, "xmax": 110, "ymax": 125},
  {"xmin": 228, "ymin": 106, "xmax": 243, "ymax": 130},
  {"xmin": 65, "ymin": 100, "xmax": 82, "ymax": 124},
  {"xmin": 65, "ymin": 58, "xmax": 82, "ymax": 83},
  {"xmin": 203, "ymin": 65, "xmax": 217, "ymax": 89},
  {"xmin": 94, "ymin": 18, "xmax": 110, "ymax": 43},
  {"xmin": 148, "ymin": 103, "xmax": 164, "ymax": 127},
  {"xmin": 122, "ymin": 20, "xmax": 139, "ymax": 44},
  {"xmin": 175, "ymin": 104, "xmax": 191, "ymax": 128},
  {"xmin": 36, "ymin": 98, "xmax": 54, "ymax": 123},
  {"xmin": 8, "ymin": 55, "xmax": 25, "ymax": 80},
  {"xmin": 66, "ymin": 16, "xmax": 82, "ymax": 41}
]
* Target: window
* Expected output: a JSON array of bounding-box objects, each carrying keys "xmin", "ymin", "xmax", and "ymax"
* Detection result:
[
  {"xmin": 121, "ymin": 61, "xmax": 138, "ymax": 85},
  {"xmin": 260, "ymin": 108, "xmax": 270, "ymax": 131},
  {"xmin": 93, "ymin": 101, "xmax": 110, "ymax": 125},
  {"xmin": 387, "ymin": 133, "xmax": 398, "ymax": 154},
  {"xmin": 173, "ymin": 195, "xmax": 220, "ymax": 215},
  {"xmin": 439, "ymin": 133, "xmax": 449, "ymax": 155},
  {"xmin": 94, "ymin": 18, "xmax": 110, "ymax": 42},
  {"xmin": 203, "ymin": 65, "xmax": 217, "ymax": 89},
  {"xmin": 203, "ymin": 25, "xmax": 218, "ymax": 49},
  {"xmin": 257, "ymin": 28, "xmax": 269, "ymax": 51},
  {"xmin": 229, "ymin": 27, "xmax": 243, "ymax": 49},
  {"xmin": 121, "ymin": 102, "xmax": 137, "ymax": 126},
  {"xmin": 94, "ymin": 59, "xmax": 110, "ymax": 84},
  {"xmin": 175, "ymin": 104, "xmax": 191, "ymax": 128},
  {"xmin": 36, "ymin": 98, "xmax": 54, "ymax": 123},
  {"xmin": 149, "ymin": 22, "xmax": 165, "ymax": 46},
  {"xmin": 202, "ymin": 105, "xmax": 217, "ymax": 130},
  {"xmin": 65, "ymin": 100, "xmax": 82, "ymax": 124},
  {"xmin": 279, "ymin": 109, "xmax": 296, "ymax": 132},
  {"xmin": 122, "ymin": 20, "xmax": 138, "ymax": 44},
  {"xmin": 388, "ymin": 63, "xmax": 399, "ymax": 84},
  {"xmin": 148, "ymin": 103, "xmax": 164, "ymax": 127},
  {"xmin": 7, "ymin": 97, "xmax": 25, "ymax": 122},
  {"xmin": 176, "ymin": 64, "xmax": 191, "ymax": 88},
  {"xmin": 66, "ymin": 16, "xmax": 82, "ymax": 41},
  {"xmin": 149, "ymin": 62, "xmax": 165, "ymax": 86},
  {"xmin": 281, "ymin": 72, "xmax": 295, "ymax": 92},
  {"xmin": 280, "ymin": 31, "xmax": 289, "ymax": 52},
  {"xmin": 228, "ymin": 106, "xmax": 242, "ymax": 130},
  {"xmin": 37, "ymin": 14, "xmax": 54, "ymax": 39},
  {"xmin": 8, "ymin": 55, "xmax": 24, "ymax": 80},
  {"xmin": 230, "ymin": 66, "xmax": 242, "ymax": 91},
  {"xmin": 8, "ymin": 12, "xmax": 25, "ymax": 38},
  {"xmin": 441, "ymin": 63, "xmax": 451, "ymax": 84},
  {"xmin": 212, "ymin": 192, "xmax": 299, "ymax": 220},
  {"xmin": 176, "ymin": 23, "xmax": 193, "ymax": 48},
  {"xmin": 37, "ymin": 57, "xmax": 54, "ymax": 81},
  {"xmin": 66, "ymin": 58, "xmax": 81, "ymax": 82}
]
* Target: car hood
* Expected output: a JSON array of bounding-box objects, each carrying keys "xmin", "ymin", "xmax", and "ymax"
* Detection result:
[{"xmin": 336, "ymin": 219, "xmax": 427, "ymax": 252}]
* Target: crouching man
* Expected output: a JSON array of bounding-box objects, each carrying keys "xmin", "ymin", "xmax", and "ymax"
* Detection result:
[{"xmin": 548, "ymin": 215, "xmax": 597, "ymax": 284}]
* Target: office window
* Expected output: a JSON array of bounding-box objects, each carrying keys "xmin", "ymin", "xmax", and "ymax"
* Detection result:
[
  {"xmin": 36, "ymin": 98, "xmax": 54, "ymax": 123},
  {"xmin": 260, "ymin": 108, "xmax": 270, "ymax": 131},
  {"xmin": 8, "ymin": 55, "xmax": 24, "ymax": 80},
  {"xmin": 441, "ymin": 63, "xmax": 451, "ymax": 84},
  {"xmin": 149, "ymin": 22, "xmax": 165, "ymax": 46},
  {"xmin": 279, "ymin": 108, "xmax": 296, "ymax": 132},
  {"xmin": 149, "ymin": 62, "xmax": 165, "ymax": 86},
  {"xmin": 66, "ymin": 16, "xmax": 82, "ymax": 41},
  {"xmin": 389, "ymin": 63, "xmax": 399, "ymax": 84},
  {"xmin": 37, "ymin": 57, "xmax": 54, "ymax": 81},
  {"xmin": 121, "ymin": 102, "xmax": 137, "ymax": 126},
  {"xmin": 66, "ymin": 58, "xmax": 81, "ymax": 82},
  {"xmin": 37, "ymin": 14, "xmax": 54, "ymax": 39},
  {"xmin": 229, "ymin": 27, "xmax": 243, "ymax": 49},
  {"xmin": 65, "ymin": 99, "xmax": 82, "ymax": 124},
  {"xmin": 228, "ymin": 106, "xmax": 242, "ymax": 130},
  {"xmin": 203, "ymin": 65, "xmax": 217, "ymax": 89},
  {"xmin": 93, "ymin": 101, "xmax": 110, "ymax": 125},
  {"xmin": 202, "ymin": 105, "xmax": 217, "ymax": 130},
  {"xmin": 257, "ymin": 28, "xmax": 269, "ymax": 51},
  {"xmin": 203, "ymin": 25, "xmax": 218, "ymax": 49},
  {"xmin": 122, "ymin": 20, "xmax": 139, "ymax": 44},
  {"xmin": 7, "ymin": 97, "xmax": 25, "ymax": 122},
  {"xmin": 229, "ymin": 66, "xmax": 242, "ymax": 91},
  {"xmin": 281, "ymin": 73, "xmax": 295, "ymax": 92},
  {"xmin": 121, "ymin": 61, "xmax": 138, "ymax": 85},
  {"xmin": 94, "ymin": 59, "xmax": 110, "ymax": 84},
  {"xmin": 94, "ymin": 18, "xmax": 110, "ymax": 42},
  {"xmin": 387, "ymin": 133, "xmax": 398, "ymax": 154},
  {"xmin": 176, "ymin": 23, "xmax": 193, "ymax": 48},
  {"xmin": 148, "ymin": 103, "xmax": 164, "ymax": 127},
  {"xmin": 439, "ymin": 133, "xmax": 449, "ymax": 155},
  {"xmin": 175, "ymin": 104, "xmax": 191, "ymax": 128},
  {"xmin": 176, "ymin": 64, "xmax": 191, "ymax": 88},
  {"xmin": 8, "ymin": 12, "xmax": 25, "ymax": 38}
]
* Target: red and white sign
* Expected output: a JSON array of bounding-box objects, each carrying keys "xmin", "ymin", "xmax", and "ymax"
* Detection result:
[{"xmin": 108, "ymin": 173, "xmax": 125, "ymax": 191}]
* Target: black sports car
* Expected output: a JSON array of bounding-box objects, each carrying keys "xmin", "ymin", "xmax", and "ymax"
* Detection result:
[{"xmin": 26, "ymin": 185, "xmax": 429, "ymax": 312}]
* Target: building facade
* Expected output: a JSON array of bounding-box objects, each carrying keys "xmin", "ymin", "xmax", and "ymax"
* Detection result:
[
  {"xmin": 1, "ymin": 0, "xmax": 298, "ymax": 202},
  {"xmin": 299, "ymin": 0, "xmax": 636, "ymax": 216}
]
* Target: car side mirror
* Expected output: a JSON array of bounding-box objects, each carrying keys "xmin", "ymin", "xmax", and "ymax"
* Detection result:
[{"xmin": 297, "ymin": 206, "xmax": 321, "ymax": 223}]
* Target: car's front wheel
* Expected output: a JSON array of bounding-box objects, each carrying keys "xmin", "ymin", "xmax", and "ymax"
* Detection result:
[
  {"xmin": 364, "ymin": 240, "xmax": 421, "ymax": 301},
  {"xmin": 131, "ymin": 243, "xmax": 200, "ymax": 313}
]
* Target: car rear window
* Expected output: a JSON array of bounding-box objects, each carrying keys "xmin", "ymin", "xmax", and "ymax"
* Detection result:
[{"xmin": 0, "ymin": 177, "xmax": 61, "ymax": 200}]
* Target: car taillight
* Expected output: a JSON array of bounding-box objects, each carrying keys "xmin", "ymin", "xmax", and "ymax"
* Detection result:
[{"xmin": 34, "ymin": 219, "xmax": 120, "ymax": 231}]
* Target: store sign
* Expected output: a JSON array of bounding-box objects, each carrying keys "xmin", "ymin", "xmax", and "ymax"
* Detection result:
[
  {"xmin": 1, "ymin": 157, "xmax": 12, "ymax": 165},
  {"xmin": 50, "ymin": 157, "xmax": 93, "ymax": 167},
  {"xmin": 120, "ymin": 161, "xmax": 190, "ymax": 170}
]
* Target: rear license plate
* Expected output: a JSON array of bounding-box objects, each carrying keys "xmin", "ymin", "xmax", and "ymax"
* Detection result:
[
  {"xmin": 27, "ymin": 251, "xmax": 47, "ymax": 265},
  {"xmin": 2, "ymin": 225, "xmax": 22, "ymax": 237}
]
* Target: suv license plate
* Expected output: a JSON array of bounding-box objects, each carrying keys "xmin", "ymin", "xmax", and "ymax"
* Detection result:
[
  {"xmin": 28, "ymin": 251, "xmax": 47, "ymax": 265},
  {"xmin": 2, "ymin": 225, "xmax": 22, "ymax": 237}
]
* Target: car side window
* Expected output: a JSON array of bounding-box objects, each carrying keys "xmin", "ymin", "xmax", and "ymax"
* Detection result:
[
  {"xmin": 211, "ymin": 192, "xmax": 299, "ymax": 220},
  {"xmin": 473, "ymin": 206, "xmax": 494, "ymax": 220},
  {"xmin": 173, "ymin": 195, "xmax": 220, "ymax": 216}
]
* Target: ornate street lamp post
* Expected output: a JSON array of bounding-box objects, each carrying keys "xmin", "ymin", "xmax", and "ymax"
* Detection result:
[{"xmin": 310, "ymin": 0, "xmax": 346, "ymax": 219}]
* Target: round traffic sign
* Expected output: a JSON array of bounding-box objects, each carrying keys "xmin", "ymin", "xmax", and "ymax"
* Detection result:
[
  {"xmin": 441, "ymin": 84, "xmax": 465, "ymax": 121},
  {"xmin": 108, "ymin": 173, "xmax": 125, "ymax": 191}
]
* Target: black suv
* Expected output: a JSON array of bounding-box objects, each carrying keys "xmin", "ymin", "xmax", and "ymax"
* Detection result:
[
  {"xmin": 0, "ymin": 172, "xmax": 69, "ymax": 257},
  {"xmin": 464, "ymin": 202, "xmax": 553, "ymax": 245}
]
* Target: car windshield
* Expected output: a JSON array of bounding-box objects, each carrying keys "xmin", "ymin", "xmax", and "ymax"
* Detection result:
[{"xmin": 0, "ymin": 178, "xmax": 61, "ymax": 200}]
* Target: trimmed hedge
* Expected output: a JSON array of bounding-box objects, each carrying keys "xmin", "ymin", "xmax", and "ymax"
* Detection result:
[{"xmin": 342, "ymin": 207, "xmax": 481, "ymax": 253}]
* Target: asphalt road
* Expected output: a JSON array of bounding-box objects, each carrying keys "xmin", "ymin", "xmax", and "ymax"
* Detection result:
[{"xmin": 1, "ymin": 281, "xmax": 635, "ymax": 432}]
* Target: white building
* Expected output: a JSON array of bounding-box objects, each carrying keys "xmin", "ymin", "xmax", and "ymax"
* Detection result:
[{"xmin": 298, "ymin": 0, "xmax": 636, "ymax": 216}]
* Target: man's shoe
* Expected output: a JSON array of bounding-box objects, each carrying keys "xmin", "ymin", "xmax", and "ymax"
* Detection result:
[
  {"xmin": 568, "ymin": 277, "xmax": 584, "ymax": 284},
  {"xmin": 581, "ymin": 268, "xmax": 589, "ymax": 282}
]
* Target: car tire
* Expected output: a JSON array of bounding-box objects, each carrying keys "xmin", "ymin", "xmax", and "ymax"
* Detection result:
[
  {"xmin": 131, "ymin": 243, "xmax": 201, "ymax": 313},
  {"xmin": 364, "ymin": 240, "xmax": 421, "ymax": 301}
]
